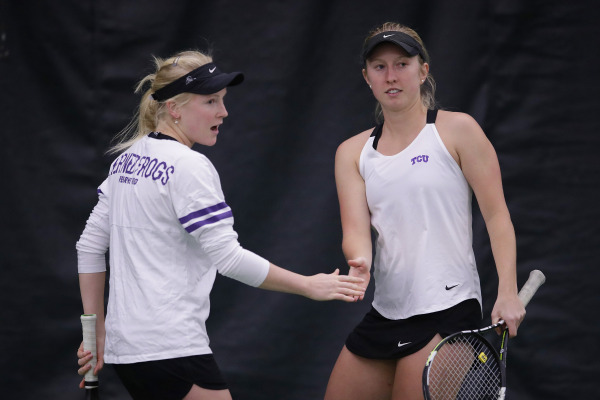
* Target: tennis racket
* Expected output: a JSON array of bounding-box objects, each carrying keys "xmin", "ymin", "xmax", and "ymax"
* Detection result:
[
  {"xmin": 422, "ymin": 269, "xmax": 546, "ymax": 400},
  {"xmin": 81, "ymin": 314, "xmax": 100, "ymax": 400}
]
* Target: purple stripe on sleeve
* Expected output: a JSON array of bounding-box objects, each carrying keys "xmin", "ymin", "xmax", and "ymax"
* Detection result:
[
  {"xmin": 97, "ymin": 189, "xmax": 103, "ymax": 195},
  {"xmin": 184, "ymin": 210, "xmax": 233, "ymax": 233},
  {"xmin": 179, "ymin": 202, "xmax": 228, "ymax": 224}
]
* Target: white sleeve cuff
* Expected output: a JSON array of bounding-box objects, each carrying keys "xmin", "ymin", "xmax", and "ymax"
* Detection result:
[
  {"xmin": 77, "ymin": 251, "xmax": 107, "ymax": 273},
  {"xmin": 217, "ymin": 245, "xmax": 270, "ymax": 287}
]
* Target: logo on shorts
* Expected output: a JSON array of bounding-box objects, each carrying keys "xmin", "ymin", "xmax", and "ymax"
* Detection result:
[
  {"xmin": 445, "ymin": 284, "xmax": 459, "ymax": 290},
  {"xmin": 398, "ymin": 341, "xmax": 412, "ymax": 348}
]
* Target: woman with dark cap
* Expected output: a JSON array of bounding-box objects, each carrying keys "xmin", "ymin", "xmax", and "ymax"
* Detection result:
[
  {"xmin": 324, "ymin": 23, "xmax": 525, "ymax": 399},
  {"xmin": 75, "ymin": 50, "xmax": 365, "ymax": 400}
]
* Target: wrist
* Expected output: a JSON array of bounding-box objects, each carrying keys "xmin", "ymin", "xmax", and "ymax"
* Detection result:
[{"xmin": 301, "ymin": 275, "xmax": 313, "ymax": 298}]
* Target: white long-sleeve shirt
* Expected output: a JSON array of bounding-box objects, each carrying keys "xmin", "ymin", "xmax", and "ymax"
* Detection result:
[{"xmin": 77, "ymin": 133, "xmax": 269, "ymax": 364}]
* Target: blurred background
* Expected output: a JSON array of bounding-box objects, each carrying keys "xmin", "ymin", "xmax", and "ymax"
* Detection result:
[{"xmin": 1, "ymin": 0, "xmax": 598, "ymax": 399}]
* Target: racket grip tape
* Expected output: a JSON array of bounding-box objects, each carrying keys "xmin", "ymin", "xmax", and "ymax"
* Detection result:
[
  {"xmin": 80, "ymin": 314, "xmax": 98, "ymax": 388},
  {"xmin": 518, "ymin": 269, "xmax": 546, "ymax": 307}
]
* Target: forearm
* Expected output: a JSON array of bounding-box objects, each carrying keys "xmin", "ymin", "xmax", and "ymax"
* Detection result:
[
  {"xmin": 79, "ymin": 272, "xmax": 106, "ymax": 324},
  {"xmin": 258, "ymin": 263, "xmax": 309, "ymax": 296},
  {"xmin": 486, "ymin": 210, "xmax": 518, "ymax": 295},
  {"xmin": 342, "ymin": 233, "xmax": 373, "ymax": 269}
]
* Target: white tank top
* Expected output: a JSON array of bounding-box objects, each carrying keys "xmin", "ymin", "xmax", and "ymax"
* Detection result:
[{"xmin": 359, "ymin": 110, "xmax": 481, "ymax": 319}]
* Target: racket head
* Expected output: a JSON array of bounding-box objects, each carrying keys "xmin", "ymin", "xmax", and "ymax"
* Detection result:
[{"xmin": 423, "ymin": 330, "xmax": 506, "ymax": 400}]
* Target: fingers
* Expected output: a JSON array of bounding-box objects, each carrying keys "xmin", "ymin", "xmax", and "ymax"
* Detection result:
[
  {"xmin": 506, "ymin": 319, "xmax": 520, "ymax": 338},
  {"xmin": 78, "ymin": 351, "xmax": 92, "ymax": 366},
  {"xmin": 336, "ymin": 293, "xmax": 366, "ymax": 302},
  {"xmin": 78, "ymin": 359, "xmax": 92, "ymax": 377},
  {"xmin": 94, "ymin": 359, "xmax": 105, "ymax": 375},
  {"xmin": 77, "ymin": 349, "xmax": 103, "ymax": 378},
  {"xmin": 79, "ymin": 378, "xmax": 85, "ymax": 389},
  {"xmin": 338, "ymin": 275, "xmax": 365, "ymax": 283},
  {"xmin": 335, "ymin": 282, "xmax": 365, "ymax": 298},
  {"xmin": 76, "ymin": 341, "xmax": 86, "ymax": 358}
]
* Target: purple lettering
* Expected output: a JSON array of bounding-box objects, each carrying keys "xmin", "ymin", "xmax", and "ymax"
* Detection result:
[
  {"xmin": 411, "ymin": 154, "xmax": 430, "ymax": 165},
  {"xmin": 111, "ymin": 153, "xmax": 127, "ymax": 175},
  {"xmin": 136, "ymin": 157, "xmax": 150, "ymax": 176},
  {"xmin": 152, "ymin": 162, "xmax": 167, "ymax": 181},
  {"xmin": 162, "ymin": 166, "xmax": 174, "ymax": 185},
  {"xmin": 144, "ymin": 159, "xmax": 158, "ymax": 178},
  {"xmin": 125, "ymin": 154, "xmax": 140, "ymax": 174}
]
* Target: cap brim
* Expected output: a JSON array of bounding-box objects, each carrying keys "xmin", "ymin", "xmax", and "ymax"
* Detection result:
[
  {"xmin": 194, "ymin": 72, "xmax": 244, "ymax": 95},
  {"xmin": 363, "ymin": 37, "xmax": 420, "ymax": 61}
]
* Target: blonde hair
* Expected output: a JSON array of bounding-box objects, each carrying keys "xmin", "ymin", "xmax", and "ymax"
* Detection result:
[
  {"xmin": 364, "ymin": 22, "xmax": 437, "ymax": 121},
  {"xmin": 108, "ymin": 50, "xmax": 213, "ymax": 154}
]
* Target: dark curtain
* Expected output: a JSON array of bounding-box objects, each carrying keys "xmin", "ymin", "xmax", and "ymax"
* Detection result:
[{"xmin": 1, "ymin": 1, "xmax": 598, "ymax": 399}]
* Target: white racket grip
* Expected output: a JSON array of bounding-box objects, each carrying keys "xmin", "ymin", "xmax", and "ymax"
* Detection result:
[
  {"xmin": 81, "ymin": 314, "xmax": 98, "ymax": 387},
  {"xmin": 518, "ymin": 269, "xmax": 546, "ymax": 307}
]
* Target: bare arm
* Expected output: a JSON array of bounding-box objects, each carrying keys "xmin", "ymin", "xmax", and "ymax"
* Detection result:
[
  {"xmin": 258, "ymin": 264, "xmax": 365, "ymax": 302},
  {"xmin": 445, "ymin": 112, "xmax": 525, "ymax": 336},
  {"xmin": 256, "ymin": 135, "xmax": 372, "ymax": 302},
  {"xmin": 334, "ymin": 134, "xmax": 374, "ymax": 299}
]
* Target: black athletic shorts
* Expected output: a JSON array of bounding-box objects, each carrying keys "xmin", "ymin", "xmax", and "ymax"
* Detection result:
[
  {"xmin": 113, "ymin": 354, "xmax": 228, "ymax": 400},
  {"xmin": 346, "ymin": 299, "xmax": 482, "ymax": 359}
]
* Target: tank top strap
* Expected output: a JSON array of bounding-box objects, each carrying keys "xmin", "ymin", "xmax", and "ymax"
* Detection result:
[
  {"xmin": 371, "ymin": 124, "xmax": 383, "ymax": 150},
  {"xmin": 371, "ymin": 110, "xmax": 437, "ymax": 150},
  {"xmin": 426, "ymin": 109, "xmax": 438, "ymax": 124}
]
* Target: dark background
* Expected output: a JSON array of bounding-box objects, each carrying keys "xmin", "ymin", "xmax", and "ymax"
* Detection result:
[{"xmin": 1, "ymin": 1, "xmax": 599, "ymax": 399}]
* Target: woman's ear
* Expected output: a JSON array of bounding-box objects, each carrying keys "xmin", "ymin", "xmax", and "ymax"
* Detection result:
[
  {"xmin": 165, "ymin": 100, "xmax": 180, "ymax": 119},
  {"xmin": 420, "ymin": 62, "xmax": 430, "ymax": 82},
  {"xmin": 362, "ymin": 68, "xmax": 371, "ymax": 88}
]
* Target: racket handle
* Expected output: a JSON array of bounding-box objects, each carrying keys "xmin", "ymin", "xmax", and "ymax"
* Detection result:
[
  {"xmin": 518, "ymin": 269, "xmax": 546, "ymax": 307},
  {"xmin": 80, "ymin": 314, "xmax": 98, "ymax": 389}
]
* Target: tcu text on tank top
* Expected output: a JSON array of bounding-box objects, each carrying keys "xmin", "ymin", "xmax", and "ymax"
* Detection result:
[{"xmin": 359, "ymin": 110, "xmax": 481, "ymax": 319}]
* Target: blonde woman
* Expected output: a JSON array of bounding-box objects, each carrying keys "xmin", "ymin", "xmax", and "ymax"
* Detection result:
[{"xmin": 75, "ymin": 50, "xmax": 365, "ymax": 400}]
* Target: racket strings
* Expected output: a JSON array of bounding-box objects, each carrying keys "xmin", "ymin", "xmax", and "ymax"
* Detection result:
[{"xmin": 428, "ymin": 335, "xmax": 502, "ymax": 399}]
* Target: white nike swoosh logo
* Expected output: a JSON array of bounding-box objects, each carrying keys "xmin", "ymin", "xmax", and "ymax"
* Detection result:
[
  {"xmin": 209, "ymin": 67, "xmax": 216, "ymax": 73},
  {"xmin": 398, "ymin": 341, "xmax": 411, "ymax": 347},
  {"xmin": 383, "ymin": 34, "xmax": 394, "ymax": 38}
]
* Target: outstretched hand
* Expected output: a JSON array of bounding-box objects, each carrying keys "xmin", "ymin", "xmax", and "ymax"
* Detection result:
[
  {"xmin": 305, "ymin": 268, "xmax": 365, "ymax": 302},
  {"xmin": 77, "ymin": 340, "xmax": 104, "ymax": 389},
  {"xmin": 347, "ymin": 257, "xmax": 370, "ymax": 301}
]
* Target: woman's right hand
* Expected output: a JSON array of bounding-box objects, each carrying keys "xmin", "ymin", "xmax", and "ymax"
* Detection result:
[
  {"xmin": 77, "ymin": 340, "xmax": 104, "ymax": 389},
  {"xmin": 347, "ymin": 257, "xmax": 370, "ymax": 301}
]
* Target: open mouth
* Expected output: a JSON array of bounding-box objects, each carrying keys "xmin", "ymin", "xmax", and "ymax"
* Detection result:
[{"xmin": 386, "ymin": 89, "xmax": 401, "ymax": 94}]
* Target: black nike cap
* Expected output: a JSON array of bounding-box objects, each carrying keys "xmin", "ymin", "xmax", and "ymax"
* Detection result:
[
  {"xmin": 151, "ymin": 62, "xmax": 244, "ymax": 102},
  {"xmin": 362, "ymin": 31, "xmax": 428, "ymax": 64}
]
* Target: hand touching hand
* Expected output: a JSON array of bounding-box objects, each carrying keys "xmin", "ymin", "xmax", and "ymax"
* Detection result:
[
  {"xmin": 347, "ymin": 257, "xmax": 370, "ymax": 301},
  {"xmin": 305, "ymin": 268, "xmax": 365, "ymax": 302}
]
